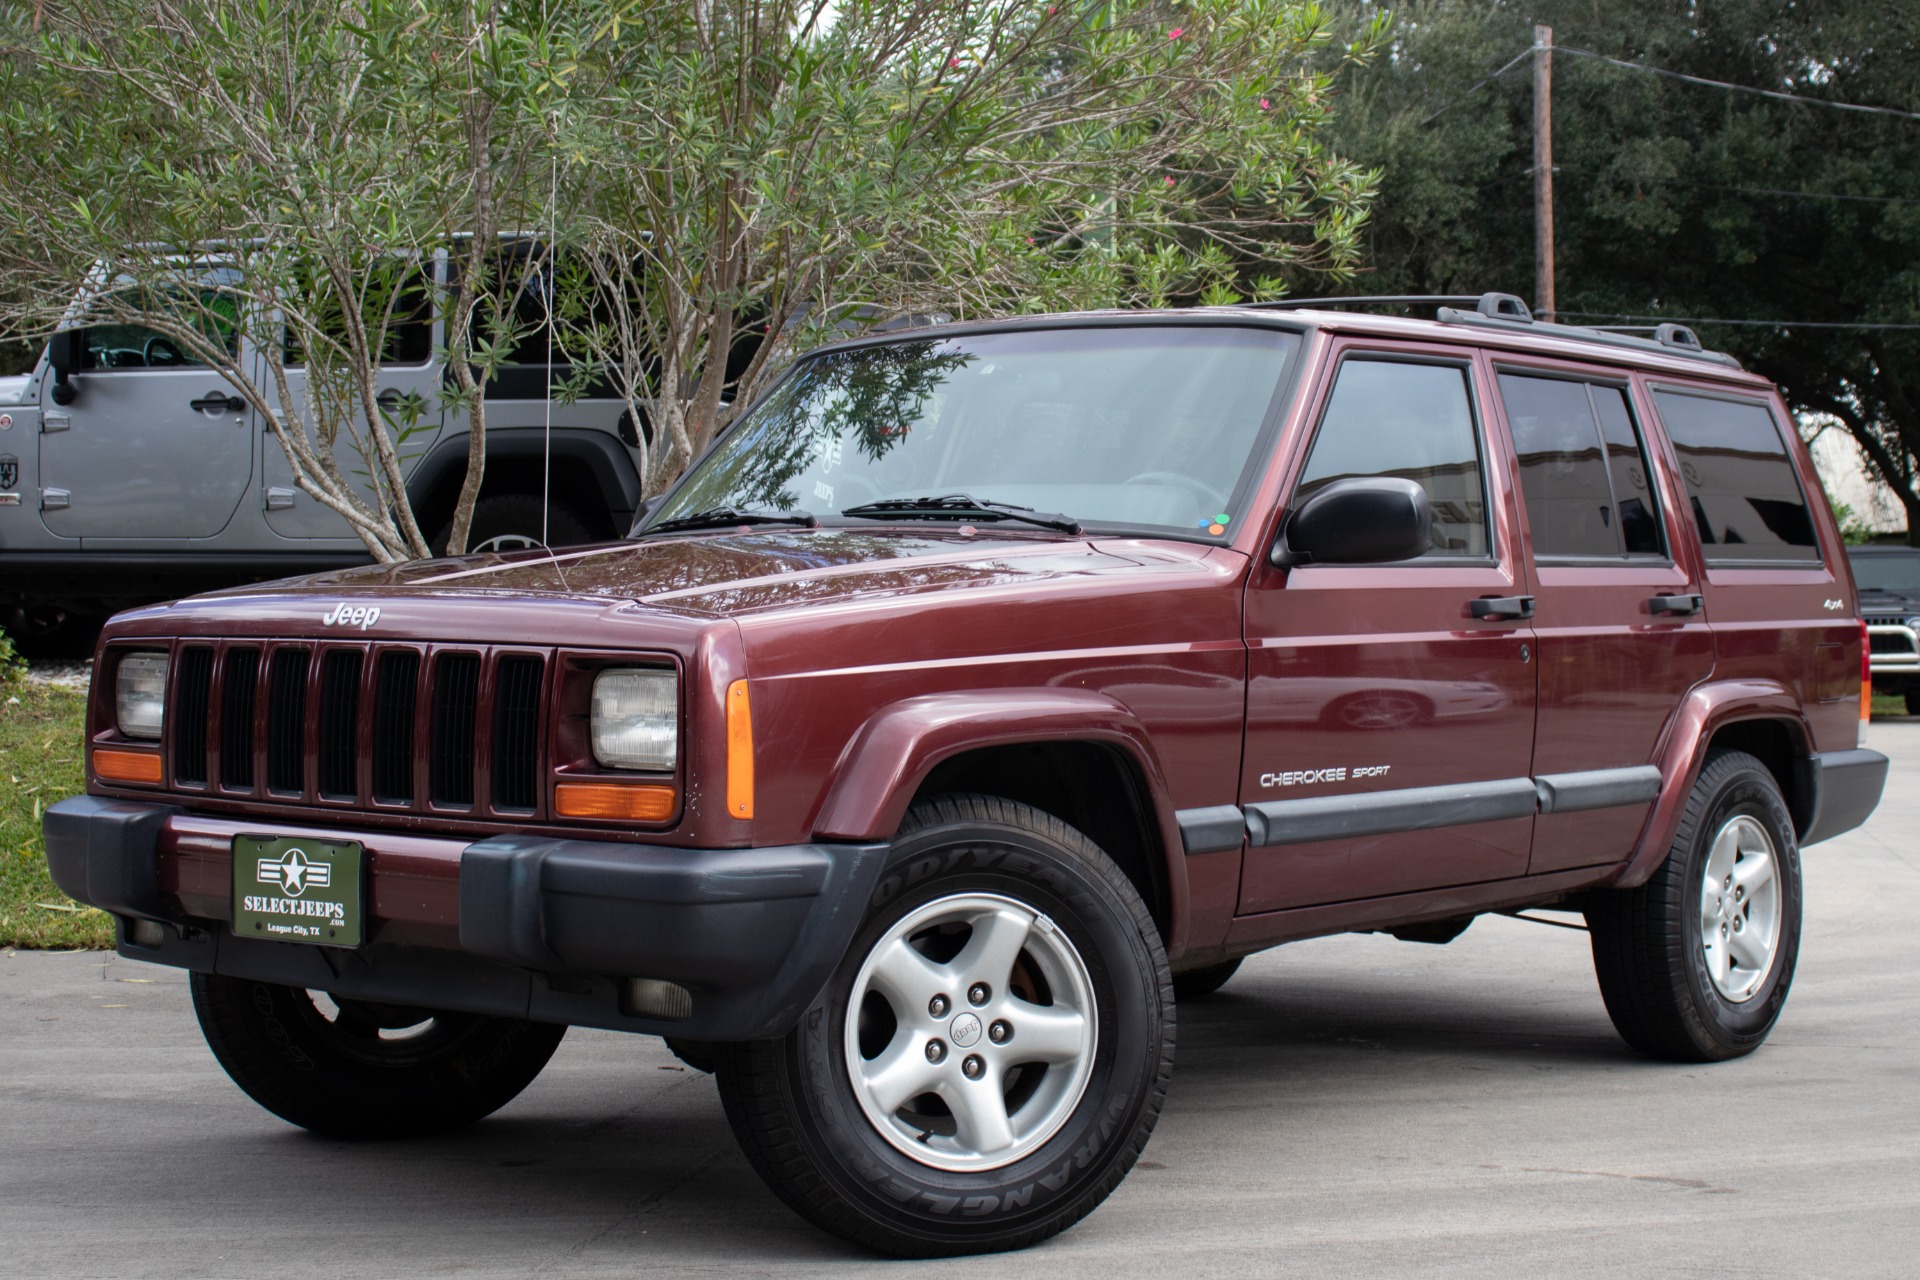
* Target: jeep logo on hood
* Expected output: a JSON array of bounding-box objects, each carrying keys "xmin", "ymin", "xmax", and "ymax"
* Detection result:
[{"xmin": 321, "ymin": 603, "xmax": 380, "ymax": 630}]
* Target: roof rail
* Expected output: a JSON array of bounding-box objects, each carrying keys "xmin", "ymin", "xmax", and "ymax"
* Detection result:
[{"xmin": 1240, "ymin": 290, "xmax": 1739, "ymax": 369}]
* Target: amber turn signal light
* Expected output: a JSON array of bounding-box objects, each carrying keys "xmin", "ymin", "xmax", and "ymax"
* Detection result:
[
  {"xmin": 554, "ymin": 781, "xmax": 677, "ymax": 822},
  {"xmin": 727, "ymin": 679, "xmax": 754, "ymax": 820},
  {"xmin": 95, "ymin": 748, "xmax": 163, "ymax": 786}
]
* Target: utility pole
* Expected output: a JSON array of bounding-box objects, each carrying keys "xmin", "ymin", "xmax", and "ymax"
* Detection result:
[{"xmin": 1533, "ymin": 24, "xmax": 1556, "ymax": 322}]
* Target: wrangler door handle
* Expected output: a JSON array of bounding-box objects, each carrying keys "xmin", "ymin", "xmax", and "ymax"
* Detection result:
[
  {"xmin": 190, "ymin": 392, "xmax": 246, "ymax": 413},
  {"xmin": 1469, "ymin": 594, "xmax": 1535, "ymax": 620},
  {"xmin": 1649, "ymin": 593, "xmax": 1704, "ymax": 616}
]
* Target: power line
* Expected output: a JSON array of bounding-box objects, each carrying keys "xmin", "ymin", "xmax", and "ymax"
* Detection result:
[
  {"xmin": 1692, "ymin": 182, "xmax": 1920, "ymax": 205},
  {"xmin": 1417, "ymin": 48, "xmax": 1532, "ymax": 126},
  {"xmin": 1562, "ymin": 311, "xmax": 1920, "ymax": 331},
  {"xmin": 1555, "ymin": 45, "xmax": 1920, "ymax": 123},
  {"xmin": 1417, "ymin": 42, "xmax": 1920, "ymax": 127}
]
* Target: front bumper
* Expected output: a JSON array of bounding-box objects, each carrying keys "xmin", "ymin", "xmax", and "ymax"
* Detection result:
[
  {"xmin": 1867, "ymin": 621, "xmax": 1919, "ymax": 686},
  {"xmin": 43, "ymin": 796, "xmax": 887, "ymax": 1040}
]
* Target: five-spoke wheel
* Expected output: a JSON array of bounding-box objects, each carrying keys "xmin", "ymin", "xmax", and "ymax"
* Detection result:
[
  {"xmin": 713, "ymin": 794, "xmax": 1173, "ymax": 1257},
  {"xmin": 846, "ymin": 892, "xmax": 1097, "ymax": 1172}
]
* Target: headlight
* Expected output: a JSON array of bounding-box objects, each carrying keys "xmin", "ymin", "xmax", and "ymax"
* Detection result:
[
  {"xmin": 591, "ymin": 669, "xmax": 677, "ymax": 771},
  {"xmin": 115, "ymin": 652, "xmax": 170, "ymax": 740}
]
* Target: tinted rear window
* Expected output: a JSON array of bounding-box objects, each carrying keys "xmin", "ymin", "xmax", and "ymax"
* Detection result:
[{"xmin": 1651, "ymin": 391, "xmax": 1820, "ymax": 564}]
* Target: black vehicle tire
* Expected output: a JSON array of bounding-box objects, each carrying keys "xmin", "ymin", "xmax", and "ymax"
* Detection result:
[
  {"xmin": 712, "ymin": 793, "xmax": 1174, "ymax": 1258},
  {"xmin": 435, "ymin": 494, "xmax": 594, "ymax": 555},
  {"xmin": 1172, "ymin": 957, "xmax": 1242, "ymax": 1000},
  {"xmin": 190, "ymin": 974, "xmax": 566, "ymax": 1138},
  {"xmin": 1584, "ymin": 750, "xmax": 1803, "ymax": 1063},
  {"xmin": 1905, "ymin": 691, "xmax": 1920, "ymax": 716}
]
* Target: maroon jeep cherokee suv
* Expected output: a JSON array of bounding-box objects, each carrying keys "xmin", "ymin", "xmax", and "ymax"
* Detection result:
[{"xmin": 47, "ymin": 294, "xmax": 1889, "ymax": 1256}]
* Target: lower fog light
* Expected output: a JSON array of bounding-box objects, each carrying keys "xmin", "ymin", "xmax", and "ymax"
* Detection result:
[
  {"xmin": 624, "ymin": 978, "xmax": 693, "ymax": 1021},
  {"xmin": 126, "ymin": 918, "xmax": 167, "ymax": 949}
]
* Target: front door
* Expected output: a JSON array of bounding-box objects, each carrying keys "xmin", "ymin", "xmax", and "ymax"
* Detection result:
[
  {"xmin": 38, "ymin": 319, "xmax": 254, "ymax": 540},
  {"xmin": 1238, "ymin": 346, "xmax": 1538, "ymax": 914}
]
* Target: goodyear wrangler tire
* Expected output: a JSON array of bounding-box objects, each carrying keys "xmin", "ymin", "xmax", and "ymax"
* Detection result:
[
  {"xmin": 1585, "ymin": 750, "xmax": 1803, "ymax": 1063},
  {"xmin": 190, "ymin": 974, "xmax": 566, "ymax": 1138},
  {"xmin": 712, "ymin": 794, "xmax": 1174, "ymax": 1257}
]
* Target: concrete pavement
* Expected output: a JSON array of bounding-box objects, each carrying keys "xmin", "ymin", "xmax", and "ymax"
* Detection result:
[{"xmin": 5, "ymin": 723, "xmax": 1917, "ymax": 1278}]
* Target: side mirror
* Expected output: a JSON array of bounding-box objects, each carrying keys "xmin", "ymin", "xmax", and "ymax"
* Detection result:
[
  {"xmin": 46, "ymin": 329, "xmax": 82, "ymax": 405},
  {"xmin": 1271, "ymin": 477, "xmax": 1433, "ymax": 567}
]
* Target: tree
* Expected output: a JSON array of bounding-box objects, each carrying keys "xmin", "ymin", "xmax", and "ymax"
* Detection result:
[
  {"xmin": 0, "ymin": 1, "xmax": 570, "ymax": 560},
  {"xmin": 1319, "ymin": 1, "xmax": 1920, "ymax": 543},
  {"xmin": 0, "ymin": 0, "xmax": 1387, "ymax": 553},
  {"xmin": 535, "ymin": 0, "xmax": 1389, "ymax": 497}
]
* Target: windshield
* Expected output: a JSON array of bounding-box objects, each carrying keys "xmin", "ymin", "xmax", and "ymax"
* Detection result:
[
  {"xmin": 646, "ymin": 325, "xmax": 1299, "ymax": 537},
  {"xmin": 1852, "ymin": 550, "xmax": 1920, "ymax": 594}
]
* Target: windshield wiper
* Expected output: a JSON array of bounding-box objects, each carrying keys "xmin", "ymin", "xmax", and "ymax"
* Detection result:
[
  {"xmin": 840, "ymin": 493, "xmax": 1083, "ymax": 535},
  {"xmin": 645, "ymin": 506, "xmax": 817, "ymax": 535}
]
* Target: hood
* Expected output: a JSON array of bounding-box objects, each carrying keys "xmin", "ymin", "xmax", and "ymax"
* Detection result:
[
  {"xmin": 1860, "ymin": 587, "xmax": 1920, "ymax": 620},
  {"xmin": 192, "ymin": 528, "xmax": 1207, "ymax": 620}
]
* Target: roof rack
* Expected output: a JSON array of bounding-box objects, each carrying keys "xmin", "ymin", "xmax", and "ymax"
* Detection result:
[{"xmin": 1241, "ymin": 291, "xmax": 1741, "ymax": 369}]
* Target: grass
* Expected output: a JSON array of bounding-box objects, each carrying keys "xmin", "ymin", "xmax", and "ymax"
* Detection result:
[
  {"xmin": 0, "ymin": 683, "xmax": 111, "ymax": 949},
  {"xmin": 1872, "ymin": 693, "xmax": 1912, "ymax": 719}
]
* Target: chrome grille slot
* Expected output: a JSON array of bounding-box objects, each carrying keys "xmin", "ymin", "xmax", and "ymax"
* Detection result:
[
  {"xmin": 430, "ymin": 653, "xmax": 481, "ymax": 809},
  {"xmin": 318, "ymin": 650, "xmax": 363, "ymax": 800},
  {"xmin": 172, "ymin": 647, "xmax": 214, "ymax": 786},
  {"xmin": 266, "ymin": 648, "xmax": 310, "ymax": 795},
  {"xmin": 490, "ymin": 655, "xmax": 544, "ymax": 812},
  {"xmin": 219, "ymin": 648, "xmax": 259, "ymax": 791},
  {"xmin": 371, "ymin": 650, "xmax": 420, "ymax": 804}
]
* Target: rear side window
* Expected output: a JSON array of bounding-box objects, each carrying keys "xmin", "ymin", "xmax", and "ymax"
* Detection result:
[
  {"xmin": 1296, "ymin": 359, "xmax": 1489, "ymax": 558},
  {"xmin": 1499, "ymin": 374, "xmax": 1664, "ymax": 559},
  {"xmin": 1652, "ymin": 391, "xmax": 1820, "ymax": 564}
]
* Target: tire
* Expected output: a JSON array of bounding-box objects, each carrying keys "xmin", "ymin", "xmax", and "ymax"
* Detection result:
[
  {"xmin": 1584, "ymin": 750, "xmax": 1803, "ymax": 1062},
  {"xmin": 190, "ymin": 974, "xmax": 566, "ymax": 1138},
  {"xmin": 713, "ymin": 794, "xmax": 1174, "ymax": 1257},
  {"xmin": 1904, "ymin": 691, "xmax": 1920, "ymax": 716},
  {"xmin": 434, "ymin": 494, "xmax": 594, "ymax": 555},
  {"xmin": 1172, "ymin": 957, "xmax": 1242, "ymax": 1000}
]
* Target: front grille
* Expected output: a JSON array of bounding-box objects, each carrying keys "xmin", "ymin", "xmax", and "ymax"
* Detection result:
[
  {"xmin": 168, "ymin": 641, "xmax": 547, "ymax": 817},
  {"xmin": 1869, "ymin": 631, "xmax": 1916, "ymax": 656}
]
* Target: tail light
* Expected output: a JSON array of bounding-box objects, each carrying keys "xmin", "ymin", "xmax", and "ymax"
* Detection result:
[{"xmin": 1860, "ymin": 618, "xmax": 1872, "ymax": 746}]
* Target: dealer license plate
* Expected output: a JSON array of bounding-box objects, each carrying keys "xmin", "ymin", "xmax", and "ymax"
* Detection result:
[{"xmin": 232, "ymin": 835, "xmax": 364, "ymax": 947}]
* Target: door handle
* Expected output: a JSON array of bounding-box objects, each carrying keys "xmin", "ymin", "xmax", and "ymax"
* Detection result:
[
  {"xmin": 376, "ymin": 389, "xmax": 403, "ymax": 409},
  {"xmin": 190, "ymin": 392, "xmax": 246, "ymax": 413},
  {"xmin": 41, "ymin": 488, "xmax": 70, "ymax": 510},
  {"xmin": 1469, "ymin": 594, "xmax": 1535, "ymax": 620},
  {"xmin": 1649, "ymin": 593, "xmax": 1704, "ymax": 616}
]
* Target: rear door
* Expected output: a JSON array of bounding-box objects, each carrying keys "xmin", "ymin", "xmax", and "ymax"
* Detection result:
[
  {"xmin": 1488, "ymin": 361, "xmax": 1715, "ymax": 875},
  {"xmin": 1238, "ymin": 342, "xmax": 1538, "ymax": 914},
  {"xmin": 259, "ymin": 263, "xmax": 444, "ymax": 540}
]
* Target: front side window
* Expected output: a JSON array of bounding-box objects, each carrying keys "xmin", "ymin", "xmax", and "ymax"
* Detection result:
[
  {"xmin": 1294, "ymin": 358, "xmax": 1489, "ymax": 558},
  {"xmin": 649, "ymin": 325, "xmax": 1300, "ymax": 536},
  {"xmin": 80, "ymin": 291, "xmax": 240, "ymax": 371},
  {"xmin": 1652, "ymin": 390, "xmax": 1820, "ymax": 564},
  {"xmin": 1499, "ymin": 374, "xmax": 1664, "ymax": 559}
]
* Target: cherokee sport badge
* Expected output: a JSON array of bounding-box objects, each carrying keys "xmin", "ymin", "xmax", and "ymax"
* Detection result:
[{"xmin": 232, "ymin": 835, "xmax": 364, "ymax": 946}]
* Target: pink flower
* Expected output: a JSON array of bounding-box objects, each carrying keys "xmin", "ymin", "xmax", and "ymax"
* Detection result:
[
  {"xmin": 1168, "ymin": 27, "xmax": 1184, "ymax": 39},
  {"xmin": 1164, "ymin": 175, "xmax": 1175, "ymax": 186},
  {"xmin": 1259, "ymin": 97, "xmax": 1271, "ymax": 110},
  {"xmin": 949, "ymin": 56, "xmax": 961, "ymax": 68}
]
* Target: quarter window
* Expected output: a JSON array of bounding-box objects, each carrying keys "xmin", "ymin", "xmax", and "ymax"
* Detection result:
[
  {"xmin": 1652, "ymin": 391, "xmax": 1820, "ymax": 563},
  {"xmin": 1295, "ymin": 359, "xmax": 1489, "ymax": 558},
  {"xmin": 1499, "ymin": 374, "xmax": 1664, "ymax": 559}
]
